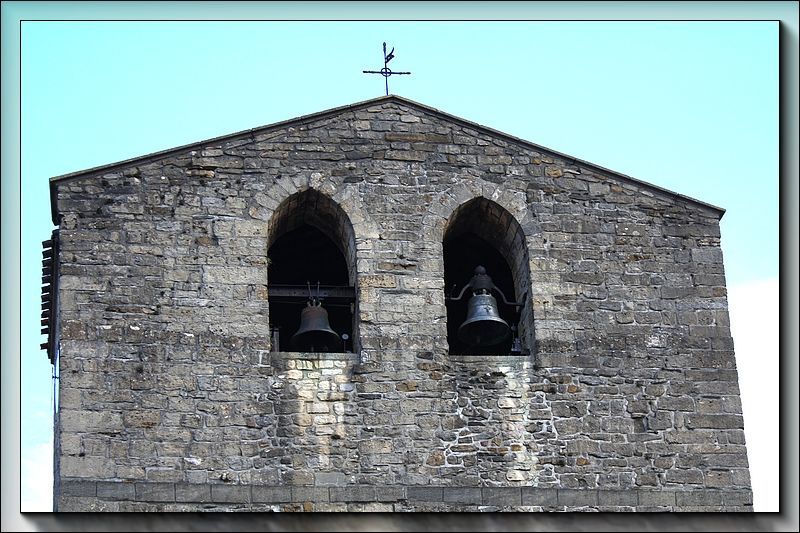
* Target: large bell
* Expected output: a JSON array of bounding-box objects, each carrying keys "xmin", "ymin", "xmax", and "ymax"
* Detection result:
[
  {"xmin": 458, "ymin": 292, "xmax": 511, "ymax": 347},
  {"xmin": 291, "ymin": 302, "xmax": 340, "ymax": 352}
]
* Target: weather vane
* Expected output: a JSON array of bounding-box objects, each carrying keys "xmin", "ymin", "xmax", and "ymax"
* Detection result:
[{"xmin": 363, "ymin": 42, "xmax": 411, "ymax": 96}]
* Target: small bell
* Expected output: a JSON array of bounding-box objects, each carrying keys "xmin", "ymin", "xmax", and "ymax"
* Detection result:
[
  {"xmin": 458, "ymin": 291, "xmax": 510, "ymax": 347},
  {"xmin": 449, "ymin": 265, "xmax": 525, "ymax": 349},
  {"xmin": 291, "ymin": 301, "xmax": 340, "ymax": 352}
]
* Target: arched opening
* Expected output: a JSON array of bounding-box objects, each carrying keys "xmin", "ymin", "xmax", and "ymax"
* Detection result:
[
  {"xmin": 443, "ymin": 198, "xmax": 532, "ymax": 355},
  {"xmin": 268, "ymin": 190, "xmax": 357, "ymax": 353}
]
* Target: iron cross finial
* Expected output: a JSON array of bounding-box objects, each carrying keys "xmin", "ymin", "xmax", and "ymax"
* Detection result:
[{"xmin": 363, "ymin": 42, "xmax": 411, "ymax": 96}]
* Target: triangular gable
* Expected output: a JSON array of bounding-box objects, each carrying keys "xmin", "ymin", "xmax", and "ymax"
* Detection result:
[{"xmin": 49, "ymin": 95, "xmax": 724, "ymax": 224}]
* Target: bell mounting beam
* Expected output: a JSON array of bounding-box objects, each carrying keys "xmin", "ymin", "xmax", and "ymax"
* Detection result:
[{"xmin": 268, "ymin": 284, "xmax": 355, "ymax": 303}]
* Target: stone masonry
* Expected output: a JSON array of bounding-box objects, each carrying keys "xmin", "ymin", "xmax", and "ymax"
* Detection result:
[{"xmin": 48, "ymin": 95, "xmax": 751, "ymax": 511}]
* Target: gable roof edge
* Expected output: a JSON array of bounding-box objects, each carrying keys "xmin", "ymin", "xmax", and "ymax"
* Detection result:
[
  {"xmin": 49, "ymin": 94, "xmax": 725, "ymax": 224},
  {"xmin": 48, "ymin": 95, "xmax": 394, "ymax": 224},
  {"xmin": 387, "ymin": 96, "xmax": 725, "ymax": 219}
]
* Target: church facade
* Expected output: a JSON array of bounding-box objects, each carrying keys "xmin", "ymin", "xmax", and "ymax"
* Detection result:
[{"xmin": 45, "ymin": 95, "xmax": 752, "ymax": 511}]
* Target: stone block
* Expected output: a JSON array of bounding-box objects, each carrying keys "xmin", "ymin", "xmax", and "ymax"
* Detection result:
[
  {"xmin": 283, "ymin": 470, "xmax": 314, "ymax": 486},
  {"xmin": 330, "ymin": 486, "xmax": 375, "ymax": 502},
  {"xmin": 346, "ymin": 502, "xmax": 394, "ymax": 512},
  {"xmin": 211, "ymin": 484, "xmax": 250, "ymax": 503},
  {"xmin": 58, "ymin": 496, "xmax": 119, "ymax": 512},
  {"xmin": 407, "ymin": 486, "xmax": 443, "ymax": 502},
  {"xmin": 314, "ymin": 472, "xmax": 346, "ymax": 486},
  {"xmin": 558, "ymin": 489, "xmax": 598, "ymax": 507},
  {"xmin": 723, "ymin": 491, "xmax": 753, "ymax": 507},
  {"xmin": 358, "ymin": 439, "xmax": 392, "ymax": 454},
  {"xmin": 521, "ymin": 488, "xmax": 559, "ymax": 507},
  {"xmin": 375, "ymin": 486, "xmax": 405, "ymax": 502},
  {"xmin": 60, "ymin": 456, "xmax": 116, "ymax": 479},
  {"xmin": 97, "ymin": 481, "xmax": 135, "ymax": 500},
  {"xmin": 60, "ymin": 410, "xmax": 123, "ymax": 433},
  {"xmin": 175, "ymin": 483, "xmax": 211, "ymax": 502},
  {"xmin": 482, "ymin": 487, "xmax": 521, "ymax": 506},
  {"xmin": 135, "ymin": 483, "xmax": 175, "ymax": 502},
  {"xmin": 123, "ymin": 410, "xmax": 161, "ymax": 428},
  {"xmin": 60, "ymin": 480, "xmax": 96, "ymax": 497},
  {"xmin": 637, "ymin": 505, "xmax": 674, "ymax": 512},
  {"xmin": 597, "ymin": 490, "xmax": 637, "ymax": 506},
  {"xmin": 203, "ymin": 266, "xmax": 266, "ymax": 284},
  {"xmin": 442, "ymin": 487, "xmax": 481, "ymax": 504},
  {"xmin": 691, "ymin": 248, "xmax": 723, "ymax": 264},
  {"xmin": 638, "ymin": 491, "xmax": 677, "ymax": 507},
  {"xmin": 675, "ymin": 490, "xmax": 723, "ymax": 507},
  {"xmin": 685, "ymin": 414, "xmax": 744, "ymax": 430},
  {"xmin": 252, "ymin": 486, "xmax": 292, "ymax": 503},
  {"xmin": 290, "ymin": 486, "xmax": 328, "ymax": 502}
]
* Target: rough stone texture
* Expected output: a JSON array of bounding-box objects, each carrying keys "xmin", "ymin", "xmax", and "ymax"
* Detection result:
[
  {"xmin": 49, "ymin": 96, "xmax": 750, "ymax": 512},
  {"xmin": 59, "ymin": 480, "xmax": 752, "ymax": 512}
]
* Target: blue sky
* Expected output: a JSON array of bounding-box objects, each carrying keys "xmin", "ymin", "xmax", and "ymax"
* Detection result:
[
  {"xmin": 21, "ymin": 20, "xmax": 778, "ymax": 282},
  {"xmin": 3, "ymin": 2, "xmax": 791, "ymax": 519}
]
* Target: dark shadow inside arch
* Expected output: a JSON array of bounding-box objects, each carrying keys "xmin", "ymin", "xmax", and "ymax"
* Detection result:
[
  {"xmin": 444, "ymin": 234, "xmax": 517, "ymax": 355},
  {"xmin": 268, "ymin": 226, "xmax": 352, "ymax": 352},
  {"xmin": 443, "ymin": 197, "xmax": 533, "ymax": 356},
  {"xmin": 267, "ymin": 189, "xmax": 357, "ymax": 353}
]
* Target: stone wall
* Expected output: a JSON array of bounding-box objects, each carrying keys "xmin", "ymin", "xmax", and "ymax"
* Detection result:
[
  {"xmin": 50, "ymin": 97, "xmax": 751, "ymax": 511},
  {"xmin": 58, "ymin": 479, "xmax": 752, "ymax": 512}
]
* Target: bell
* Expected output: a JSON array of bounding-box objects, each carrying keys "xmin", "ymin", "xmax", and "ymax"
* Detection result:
[
  {"xmin": 291, "ymin": 302, "xmax": 340, "ymax": 352},
  {"xmin": 458, "ymin": 292, "xmax": 510, "ymax": 347}
]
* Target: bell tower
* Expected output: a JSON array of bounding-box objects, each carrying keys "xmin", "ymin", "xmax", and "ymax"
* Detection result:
[{"xmin": 48, "ymin": 96, "xmax": 751, "ymax": 512}]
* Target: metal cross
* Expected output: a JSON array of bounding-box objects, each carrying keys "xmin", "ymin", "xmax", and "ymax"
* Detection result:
[{"xmin": 363, "ymin": 42, "xmax": 411, "ymax": 96}]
